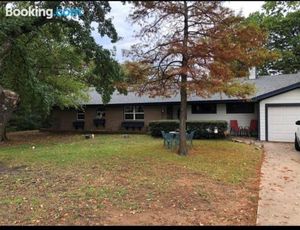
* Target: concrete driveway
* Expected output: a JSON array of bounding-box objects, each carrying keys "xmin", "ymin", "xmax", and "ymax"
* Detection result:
[{"xmin": 257, "ymin": 142, "xmax": 300, "ymax": 225}]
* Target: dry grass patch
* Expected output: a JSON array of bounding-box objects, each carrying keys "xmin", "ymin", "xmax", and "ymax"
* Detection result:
[{"xmin": 0, "ymin": 131, "xmax": 262, "ymax": 225}]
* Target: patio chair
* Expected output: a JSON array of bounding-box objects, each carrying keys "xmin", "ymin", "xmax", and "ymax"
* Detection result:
[
  {"xmin": 186, "ymin": 130, "xmax": 196, "ymax": 146},
  {"xmin": 242, "ymin": 119, "xmax": 258, "ymax": 137},
  {"xmin": 230, "ymin": 120, "xmax": 240, "ymax": 136},
  {"xmin": 173, "ymin": 132, "xmax": 180, "ymax": 147},
  {"xmin": 249, "ymin": 119, "xmax": 258, "ymax": 137},
  {"xmin": 161, "ymin": 131, "xmax": 167, "ymax": 146},
  {"xmin": 172, "ymin": 131, "xmax": 195, "ymax": 147},
  {"xmin": 161, "ymin": 131, "xmax": 174, "ymax": 149}
]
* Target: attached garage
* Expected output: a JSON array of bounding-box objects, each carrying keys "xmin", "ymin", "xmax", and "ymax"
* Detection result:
[
  {"xmin": 258, "ymin": 88, "xmax": 300, "ymax": 142},
  {"xmin": 266, "ymin": 105, "xmax": 300, "ymax": 142}
]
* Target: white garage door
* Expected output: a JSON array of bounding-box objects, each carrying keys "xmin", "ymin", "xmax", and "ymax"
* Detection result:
[{"xmin": 268, "ymin": 106, "xmax": 300, "ymax": 142}]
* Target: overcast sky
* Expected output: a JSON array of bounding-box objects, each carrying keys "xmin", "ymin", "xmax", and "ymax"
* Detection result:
[{"xmin": 92, "ymin": 1, "xmax": 265, "ymax": 62}]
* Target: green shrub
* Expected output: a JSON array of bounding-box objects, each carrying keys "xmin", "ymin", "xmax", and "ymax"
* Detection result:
[
  {"xmin": 148, "ymin": 120, "xmax": 179, "ymax": 137},
  {"xmin": 148, "ymin": 120, "xmax": 228, "ymax": 139},
  {"xmin": 187, "ymin": 120, "xmax": 227, "ymax": 139}
]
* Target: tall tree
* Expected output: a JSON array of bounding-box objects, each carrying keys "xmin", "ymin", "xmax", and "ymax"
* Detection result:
[
  {"xmin": 125, "ymin": 1, "xmax": 277, "ymax": 155},
  {"xmin": 247, "ymin": 1, "xmax": 300, "ymax": 75},
  {"xmin": 0, "ymin": 28, "xmax": 91, "ymax": 133},
  {"xmin": 0, "ymin": 1, "xmax": 125, "ymax": 141}
]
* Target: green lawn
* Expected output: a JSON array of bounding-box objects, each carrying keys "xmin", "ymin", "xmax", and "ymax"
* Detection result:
[{"xmin": 0, "ymin": 132, "xmax": 262, "ymax": 225}]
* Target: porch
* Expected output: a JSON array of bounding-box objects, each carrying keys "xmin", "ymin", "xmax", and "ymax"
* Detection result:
[{"xmin": 164, "ymin": 102, "xmax": 259, "ymax": 137}]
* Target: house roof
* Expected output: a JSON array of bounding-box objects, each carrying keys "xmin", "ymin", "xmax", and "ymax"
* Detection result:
[{"xmin": 85, "ymin": 73, "xmax": 300, "ymax": 105}]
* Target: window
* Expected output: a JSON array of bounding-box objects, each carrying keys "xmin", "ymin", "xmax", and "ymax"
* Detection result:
[
  {"xmin": 77, "ymin": 110, "xmax": 85, "ymax": 120},
  {"xmin": 96, "ymin": 107, "xmax": 105, "ymax": 119},
  {"xmin": 124, "ymin": 105, "xmax": 144, "ymax": 120},
  {"xmin": 191, "ymin": 103, "xmax": 217, "ymax": 114},
  {"xmin": 226, "ymin": 103, "xmax": 255, "ymax": 114}
]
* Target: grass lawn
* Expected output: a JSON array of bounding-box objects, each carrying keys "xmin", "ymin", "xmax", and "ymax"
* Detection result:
[{"xmin": 0, "ymin": 131, "xmax": 263, "ymax": 225}]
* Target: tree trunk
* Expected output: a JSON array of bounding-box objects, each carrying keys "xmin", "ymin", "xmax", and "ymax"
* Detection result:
[
  {"xmin": 0, "ymin": 122, "xmax": 7, "ymax": 142},
  {"xmin": 0, "ymin": 123, "xmax": 4, "ymax": 142},
  {"xmin": 178, "ymin": 74, "xmax": 188, "ymax": 156},
  {"xmin": 0, "ymin": 114, "xmax": 12, "ymax": 142},
  {"xmin": 4, "ymin": 126, "xmax": 8, "ymax": 141},
  {"xmin": 0, "ymin": 86, "xmax": 19, "ymax": 142},
  {"xmin": 178, "ymin": 0, "xmax": 189, "ymax": 156}
]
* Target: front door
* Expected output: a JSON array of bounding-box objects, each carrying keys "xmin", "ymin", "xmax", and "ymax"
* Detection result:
[{"xmin": 166, "ymin": 105, "xmax": 173, "ymax": 119}]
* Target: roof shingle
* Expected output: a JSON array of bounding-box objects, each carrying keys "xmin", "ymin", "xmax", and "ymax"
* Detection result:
[{"xmin": 84, "ymin": 73, "xmax": 300, "ymax": 105}]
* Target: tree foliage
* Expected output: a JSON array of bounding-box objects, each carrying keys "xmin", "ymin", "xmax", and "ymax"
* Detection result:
[
  {"xmin": 247, "ymin": 1, "xmax": 300, "ymax": 75},
  {"xmin": 0, "ymin": 1, "xmax": 125, "ymax": 138},
  {"xmin": 125, "ymin": 1, "xmax": 277, "ymax": 155}
]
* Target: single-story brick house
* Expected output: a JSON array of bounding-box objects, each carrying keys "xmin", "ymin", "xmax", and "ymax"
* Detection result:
[{"xmin": 49, "ymin": 71, "xmax": 300, "ymax": 142}]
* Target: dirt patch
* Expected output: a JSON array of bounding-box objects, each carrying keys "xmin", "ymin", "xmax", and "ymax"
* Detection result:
[
  {"xmin": 175, "ymin": 177, "xmax": 197, "ymax": 187},
  {"xmin": 0, "ymin": 163, "xmax": 260, "ymax": 225},
  {"xmin": 0, "ymin": 130, "xmax": 78, "ymax": 147},
  {"xmin": 0, "ymin": 162, "xmax": 27, "ymax": 174}
]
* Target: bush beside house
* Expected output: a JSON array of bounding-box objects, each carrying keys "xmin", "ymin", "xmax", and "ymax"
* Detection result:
[
  {"xmin": 149, "ymin": 120, "xmax": 228, "ymax": 139},
  {"xmin": 148, "ymin": 120, "xmax": 179, "ymax": 137}
]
